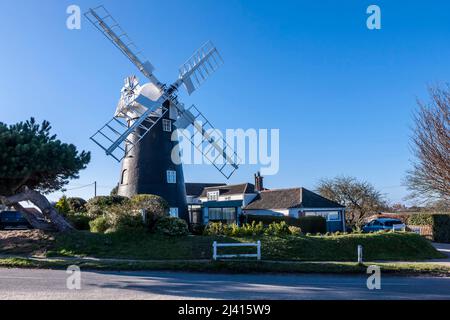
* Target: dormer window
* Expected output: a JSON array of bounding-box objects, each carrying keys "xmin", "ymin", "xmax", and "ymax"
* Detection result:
[{"xmin": 207, "ymin": 191, "xmax": 219, "ymax": 201}]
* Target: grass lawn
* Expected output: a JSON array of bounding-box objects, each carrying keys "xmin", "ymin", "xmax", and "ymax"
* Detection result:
[{"xmin": 40, "ymin": 230, "xmax": 445, "ymax": 261}]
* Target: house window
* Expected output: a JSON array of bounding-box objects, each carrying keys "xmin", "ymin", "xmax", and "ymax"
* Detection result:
[
  {"xmin": 207, "ymin": 191, "xmax": 219, "ymax": 201},
  {"xmin": 166, "ymin": 170, "xmax": 176, "ymax": 184},
  {"xmin": 305, "ymin": 211, "xmax": 341, "ymax": 221},
  {"xmin": 327, "ymin": 211, "xmax": 340, "ymax": 221},
  {"xmin": 169, "ymin": 207, "xmax": 178, "ymax": 218},
  {"xmin": 162, "ymin": 119, "xmax": 172, "ymax": 132},
  {"xmin": 208, "ymin": 207, "xmax": 236, "ymax": 223}
]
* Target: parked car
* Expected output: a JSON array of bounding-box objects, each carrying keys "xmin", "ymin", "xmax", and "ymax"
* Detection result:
[
  {"xmin": 0, "ymin": 211, "xmax": 33, "ymax": 230},
  {"xmin": 362, "ymin": 218, "xmax": 405, "ymax": 233}
]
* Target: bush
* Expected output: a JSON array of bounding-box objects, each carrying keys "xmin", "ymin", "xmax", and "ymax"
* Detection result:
[
  {"xmin": 105, "ymin": 204, "xmax": 144, "ymax": 232},
  {"xmin": 66, "ymin": 197, "xmax": 87, "ymax": 213},
  {"xmin": 130, "ymin": 194, "xmax": 169, "ymax": 230},
  {"xmin": 189, "ymin": 223, "xmax": 205, "ymax": 235},
  {"xmin": 297, "ymin": 216, "xmax": 327, "ymax": 234},
  {"xmin": 55, "ymin": 196, "xmax": 70, "ymax": 214},
  {"xmin": 204, "ymin": 222, "xmax": 229, "ymax": 236},
  {"xmin": 432, "ymin": 214, "xmax": 450, "ymax": 243},
  {"xmin": 155, "ymin": 216, "xmax": 189, "ymax": 236},
  {"xmin": 89, "ymin": 216, "xmax": 110, "ymax": 233},
  {"xmin": 408, "ymin": 213, "xmax": 433, "ymax": 226},
  {"xmin": 66, "ymin": 213, "xmax": 91, "ymax": 230},
  {"xmin": 86, "ymin": 195, "xmax": 130, "ymax": 218},
  {"xmin": 265, "ymin": 221, "xmax": 291, "ymax": 236},
  {"xmin": 289, "ymin": 226, "xmax": 302, "ymax": 235},
  {"xmin": 203, "ymin": 221, "xmax": 300, "ymax": 237},
  {"xmin": 244, "ymin": 214, "xmax": 326, "ymax": 234}
]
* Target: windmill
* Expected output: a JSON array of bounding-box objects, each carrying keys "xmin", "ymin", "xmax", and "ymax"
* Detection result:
[{"xmin": 84, "ymin": 6, "xmax": 240, "ymax": 220}]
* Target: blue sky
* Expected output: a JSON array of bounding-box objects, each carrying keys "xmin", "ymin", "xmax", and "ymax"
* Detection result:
[{"xmin": 1, "ymin": 0, "xmax": 449, "ymax": 204}]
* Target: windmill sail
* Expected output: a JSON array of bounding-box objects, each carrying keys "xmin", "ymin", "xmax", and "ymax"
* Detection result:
[
  {"xmin": 179, "ymin": 41, "xmax": 224, "ymax": 95},
  {"xmin": 84, "ymin": 6, "xmax": 160, "ymax": 86},
  {"xmin": 91, "ymin": 94, "xmax": 168, "ymax": 162},
  {"xmin": 175, "ymin": 105, "xmax": 240, "ymax": 179}
]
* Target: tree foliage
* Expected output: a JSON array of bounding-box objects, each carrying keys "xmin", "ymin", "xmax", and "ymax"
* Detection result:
[
  {"xmin": 316, "ymin": 176, "xmax": 387, "ymax": 227},
  {"xmin": 406, "ymin": 85, "xmax": 450, "ymax": 203},
  {"xmin": 0, "ymin": 118, "xmax": 91, "ymax": 196}
]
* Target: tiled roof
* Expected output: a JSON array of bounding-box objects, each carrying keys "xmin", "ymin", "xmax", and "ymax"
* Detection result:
[
  {"xmin": 185, "ymin": 183, "xmax": 225, "ymax": 197},
  {"xmin": 244, "ymin": 187, "xmax": 345, "ymax": 210},
  {"xmin": 200, "ymin": 183, "xmax": 256, "ymax": 197}
]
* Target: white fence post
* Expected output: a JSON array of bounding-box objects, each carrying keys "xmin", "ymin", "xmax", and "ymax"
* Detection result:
[
  {"xmin": 213, "ymin": 241, "xmax": 217, "ymax": 261},
  {"xmin": 357, "ymin": 245, "xmax": 363, "ymax": 264},
  {"xmin": 257, "ymin": 241, "xmax": 261, "ymax": 261}
]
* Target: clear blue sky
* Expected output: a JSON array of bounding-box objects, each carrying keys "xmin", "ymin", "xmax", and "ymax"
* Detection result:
[{"xmin": 1, "ymin": 0, "xmax": 449, "ymax": 204}]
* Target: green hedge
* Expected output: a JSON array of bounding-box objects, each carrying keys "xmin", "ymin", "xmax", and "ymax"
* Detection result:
[
  {"xmin": 408, "ymin": 213, "xmax": 433, "ymax": 226},
  {"xmin": 432, "ymin": 214, "xmax": 450, "ymax": 243},
  {"xmin": 243, "ymin": 215, "xmax": 326, "ymax": 234},
  {"xmin": 407, "ymin": 213, "xmax": 450, "ymax": 243}
]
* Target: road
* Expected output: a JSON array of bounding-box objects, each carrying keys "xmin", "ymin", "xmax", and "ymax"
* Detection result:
[{"xmin": 0, "ymin": 268, "xmax": 449, "ymax": 300}]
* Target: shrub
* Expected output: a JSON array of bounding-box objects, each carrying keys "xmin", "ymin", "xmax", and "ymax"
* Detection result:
[
  {"xmin": 239, "ymin": 221, "xmax": 265, "ymax": 236},
  {"xmin": 297, "ymin": 216, "xmax": 327, "ymax": 234},
  {"xmin": 204, "ymin": 222, "xmax": 228, "ymax": 236},
  {"xmin": 66, "ymin": 213, "xmax": 91, "ymax": 230},
  {"xmin": 408, "ymin": 213, "xmax": 433, "ymax": 226},
  {"xmin": 432, "ymin": 214, "xmax": 450, "ymax": 243},
  {"xmin": 89, "ymin": 216, "xmax": 110, "ymax": 233},
  {"xmin": 65, "ymin": 197, "xmax": 87, "ymax": 213},
  {"xmin": 264, "ymin": 221, "xmax": 291, "ymax": 236},
  {"xmin": 86, "ymin": 195, "xmax": 130, "ymax": 218},
  {"xmin": 244, "ymin": 214, "xmax": 326, "ymax": 234},
  {"xmin": 155, "ymin": 216, "xmax": 189, "ymax": 236},
  {"xmin": 189, "ymin": 223, "xmax": 205, "ymax": 235},
  {"xmin": 55, "ymin": 196, "xmax": 70, "ymax": 214},
  {"xmin": 105, "ymin": 204, "xmax": 144, "ymax": 232},
  {"xmin": 130, "ymin": 194, "xmax": 169, "ymax": 230},
  {"xmin": 288, "ymin": 225, "xmax": 302, "ymax": 235}
]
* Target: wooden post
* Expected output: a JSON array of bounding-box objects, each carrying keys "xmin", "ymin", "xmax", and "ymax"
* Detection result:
[{"xmin": 94, "ymin": 181, "xmax": 97, "ymax": 197}]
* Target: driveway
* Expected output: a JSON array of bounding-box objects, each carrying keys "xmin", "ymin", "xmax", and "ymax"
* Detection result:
[{"xmin": 0, "ymin": 268, "xmax": 449, "ymax": 300}]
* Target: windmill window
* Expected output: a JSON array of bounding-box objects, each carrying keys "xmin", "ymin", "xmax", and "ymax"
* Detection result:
[
  {"xmin": 162, "ymin": 119, "xmax": 172, "ymax": 132},
  {"xmin": 166, "ymin": 170, "xmax": 176, "ymax": 184},
  {"xmin": 121, "ymin": 169, "xmax": 128, "ymax": 185},
  {"xmin": 169, "ymin": 207, "xmax": 179, "ymax": 218}
]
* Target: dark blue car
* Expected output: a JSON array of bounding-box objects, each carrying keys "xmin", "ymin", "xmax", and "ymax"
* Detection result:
[
  {"xmin": 0, "ymin": 211, "xmax": 32, "ymax": 230},
  {"xmin": 362, "ymin": 218, "xmax": 405, "ymax": 233}
]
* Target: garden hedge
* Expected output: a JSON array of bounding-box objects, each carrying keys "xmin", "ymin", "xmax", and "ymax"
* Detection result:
[
  {"xmin": 432, "ymin": 214, "xmax": 450, "ymax": 243},
  {"xmin": 407, "ymin": 213, "xmax": 450, "ymax": 243},
  {"xmin": 242, "ymin": 214, "xmax": 326, "ymax": 234}
]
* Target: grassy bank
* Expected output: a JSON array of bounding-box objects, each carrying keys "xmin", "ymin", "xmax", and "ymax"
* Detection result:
[
  {"xmin": 42, "ymin": 230, "xmax": 444, "ymax": 261},
  {"xmin": 1, "ymin": 257, "xmax": 449, "ymax": 276}
]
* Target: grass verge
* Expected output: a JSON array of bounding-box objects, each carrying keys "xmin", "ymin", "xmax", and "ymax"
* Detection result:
[
  {"xmin": 0, "ymin": 257, "xmax": 449, "ymax": 276},
  {"xmin": 45, "ymin": 230, "xmax": 445, "ymax": 261}
]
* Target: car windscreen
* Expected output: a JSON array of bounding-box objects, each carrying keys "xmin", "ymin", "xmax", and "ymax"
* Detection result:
[{"xmin": 383, "ymin": 220, "xmax": 402, "ymax": 226}]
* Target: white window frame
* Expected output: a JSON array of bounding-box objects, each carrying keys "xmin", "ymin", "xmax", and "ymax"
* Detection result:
[
  {"xmin": 166, "ymin": 170, "xmax": 176, "ymax": 184},
  {"xmin": 162, "ymin": 119, "xmax": 172, "ymax": 132},
  {"xmin": 169, "ymin": 207, "xmax": 178, "ymax": 218},
  {"xmin": 207, "ymin": 191, "xmax": 219, "ymax": 201}
]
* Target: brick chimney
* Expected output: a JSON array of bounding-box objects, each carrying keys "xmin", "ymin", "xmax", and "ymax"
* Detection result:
[{"xmin": 254, "ymin": 171, "xmax": 264, "ymax": 192}]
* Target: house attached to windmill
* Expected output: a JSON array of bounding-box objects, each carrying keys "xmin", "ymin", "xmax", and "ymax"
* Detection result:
[{"xmin": 188, "ymin": 172, "xmax": 346, "ymax": 232}]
